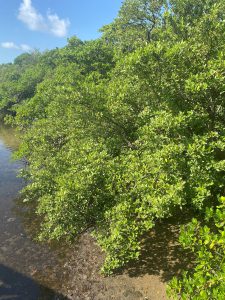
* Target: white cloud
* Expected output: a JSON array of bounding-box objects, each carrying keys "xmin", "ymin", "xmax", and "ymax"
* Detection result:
[
  {"xmin": 1, "ymin": 42, "xmax": 33, "ymax": 52},
  {"xmin": 18, "ymin": 0, "xmax": 70, "ymax": 37},
  {"xmin": 47, "ymin": 13, "xmax": 70, "ymax": 38},
  {"xmin": 1, "ymin": 42, "xmax": 19, "ymax": 49},
  {"xmin": 18, "ymin": 0, "xmax": 46, "ymax": 31}
]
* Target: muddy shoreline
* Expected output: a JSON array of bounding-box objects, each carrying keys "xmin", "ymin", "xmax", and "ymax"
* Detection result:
[{"xmin": 58, "ymin": 218, "xmax": 192, "ymax": 300}]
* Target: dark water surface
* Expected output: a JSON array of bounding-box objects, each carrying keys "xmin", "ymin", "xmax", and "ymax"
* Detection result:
[{"xmin": 0, "ymin": 126, "xmax": 70, "ymax": 300}]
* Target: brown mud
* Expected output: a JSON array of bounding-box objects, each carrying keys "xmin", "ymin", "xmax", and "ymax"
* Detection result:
[{"xmin": 59, "ymin": 216, "xmax": 193, "ymax": 300}]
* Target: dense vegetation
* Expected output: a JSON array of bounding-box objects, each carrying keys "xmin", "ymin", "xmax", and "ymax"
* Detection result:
[
  {"xmin": 1, "ymin": 0, "xmax": 225, "ymax": 298},
  {"xmin": 168, "ymin": 196, "xmax": 225, "ymax": 299}
]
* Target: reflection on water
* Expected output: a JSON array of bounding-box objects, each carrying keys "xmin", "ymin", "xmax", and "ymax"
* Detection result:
[
  {"xmin": 0, "ymin": 125, "xmax": 20, "ymax": 150},
  {"xmin": 0, "ymin": 125, "xmax": 70, "ymax": 299}
]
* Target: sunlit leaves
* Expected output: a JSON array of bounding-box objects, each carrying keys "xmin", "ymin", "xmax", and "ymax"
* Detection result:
[{"xmin": 168, "ymin": 197, "xmax": 225, "ymax": 299}]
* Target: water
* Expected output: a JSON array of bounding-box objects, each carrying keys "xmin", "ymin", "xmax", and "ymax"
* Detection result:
[{"xmin": 0, "ymin": 126, "xmax": 70, "ymax": 300}]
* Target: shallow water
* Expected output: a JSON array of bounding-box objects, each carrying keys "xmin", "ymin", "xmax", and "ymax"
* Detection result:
[{"xmin": 0, "ymin": 126, "xmax": 70, "ymax": 300}]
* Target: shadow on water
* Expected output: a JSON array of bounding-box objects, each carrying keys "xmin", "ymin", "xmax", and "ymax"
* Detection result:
[{"xmin": 0, "ymin": 264, "xmax": 69, "ymax": 300}]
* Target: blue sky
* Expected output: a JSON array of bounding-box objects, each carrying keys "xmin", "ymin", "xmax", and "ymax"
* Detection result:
[{"xmin": 0, "ymin": 0, "xmax": 123, "ymax": 64}]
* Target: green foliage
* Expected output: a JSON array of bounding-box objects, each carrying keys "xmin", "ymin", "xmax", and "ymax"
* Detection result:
[
  {"xmin": 101, "ymin": 0, "xmax": 166, "ymax": 54},
  {"xmin": 0, "ymin": 50, "xmax": 58, "ymax": 117},
  {"xmin": 1, "ymin": 0, "xmax": 225, "ymax": 289},
  {"xmin": 14, "ymin": 51, "xmax": 40, "ymax": 66},
  {"xmin": 167, "ymin": 196, "xmax": 225, "ymax": 299}
]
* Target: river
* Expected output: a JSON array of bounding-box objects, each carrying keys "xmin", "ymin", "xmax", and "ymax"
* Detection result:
[{"xmin": 0, "ymin": 125, "xmax": 70, "ymax": 299}]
